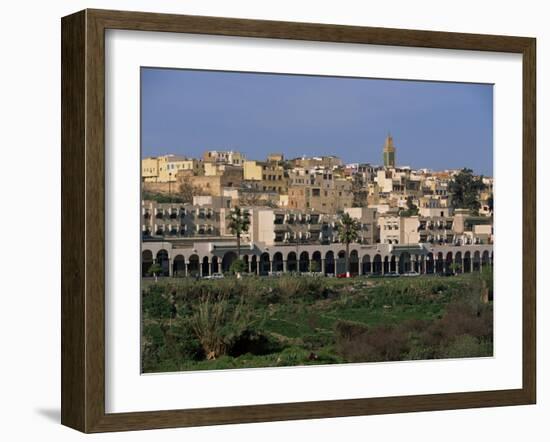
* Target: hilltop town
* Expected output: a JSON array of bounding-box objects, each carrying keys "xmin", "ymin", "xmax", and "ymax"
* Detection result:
[{"xmin": 141, "ymin": 135, "xmax": 493, "ymax": 278}]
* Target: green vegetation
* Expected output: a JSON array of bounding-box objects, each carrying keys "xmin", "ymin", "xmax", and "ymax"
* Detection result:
[
  {"xmin": 229, "ymin": 258, "xmax": 247, "ymax": 275},
  {"xmin": 335, "ymin": 213, "xmax": 360, "ymax": 275},
  {"xmin": 142, "ymin": 191, "xmax": 187, "ymax": 204},
  {"xmin": 141, "ymin": 271, "xmax": 493, "ymax": 373},
  {"xmin": 448, "ymin": 168, "xmax": 486, "ymax": 213},
  {"xmin": 399, "ymin": 196, "xmax": 420, "ymax": 217},
  {"xmin": 147, "ymin": 263, "xmax": 163, "ymax": 282},
  {"xmin": 226, "ymin": 206, "xmax": 251, "ymax": 258}
]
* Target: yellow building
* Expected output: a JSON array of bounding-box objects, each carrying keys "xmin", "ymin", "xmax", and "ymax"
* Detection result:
[
  {"xmin": 243, "ymin": 160, "xmax": 287, "ymax": 193},
  {"xmin": 142, "ymin": 155, "xmax": 203, "ymax": 183},
  {"xmin": 142, "ymin": 157, "xmax": 159, "ymax": 182},
  {"xmin": 243, "ymin": 160, "xmax": 263, "ymax": 181}
]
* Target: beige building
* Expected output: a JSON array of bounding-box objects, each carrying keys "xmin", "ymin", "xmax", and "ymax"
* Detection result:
[
  {"xmin": 292, "ymin": 156, "xmax": 343, "ymax": 169},
  {"xmin": 243, "ymin": 160, "xmax": 288, "ymax": 193},
  {"xmin": 141, "ymin": 199, "xmax": 493, "ymax": 278},
  {"xmin": 178, "ymin": 165, "xmax": 242, "ymax": 197},
  {"xmin": 203, "ymin": 150, "xmax": 246, "ymax": 166},
  {"xmin": 379, "ymin": 212, "xmax": 420, "ymax": 245},
  {"xmin": 288, "ymin": 170, "xmax": 353, "ymax": 213},
  {"xmin": 142, "ymin": 155, "xmax": 204, "ymax": 183}
]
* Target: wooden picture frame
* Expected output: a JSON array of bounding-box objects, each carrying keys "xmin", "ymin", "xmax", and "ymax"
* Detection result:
[{"xmin": 61, "ymin": 8, "xmax": 536, "ymax": 433}]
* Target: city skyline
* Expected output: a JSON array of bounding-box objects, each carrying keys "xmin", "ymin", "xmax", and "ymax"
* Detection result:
[{"xmin": 141, "ymin": 68, "xmax": 494, "ymax": 176}]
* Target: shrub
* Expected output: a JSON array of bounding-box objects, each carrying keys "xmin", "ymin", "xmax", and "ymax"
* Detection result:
[
  {"xmin": 229, "ymin": 328, "xmax": 281, "ymax": 357},
  {"xmin": 147, "ymin": 263, "xmax": 163, "ymax": 279},
  {"xmin": 141, "ymin": 322, "xmax": 203, "ymax": 372},
  {"xmin": 189, "ymin": 293, "xmax": 252, "ymax": 360},
  {"xmin": 334, "ymin": 320, "xmax": 410, "ymax": 363},
  {"xmin": 441, "ymin": 335, "xmax": 493, "ymax": 359},
  {"xmin": 142, "ymin": 287, "xmax": 174, "ymax": 319},
  {"xmin": 229, "ymin": 258, "xmax": 247, "ymax": 274}
]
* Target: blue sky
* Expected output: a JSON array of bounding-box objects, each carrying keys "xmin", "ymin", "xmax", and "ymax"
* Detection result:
[{"xmin": 141, "ymin": 68, "xmax": 493, "ymax": 176}]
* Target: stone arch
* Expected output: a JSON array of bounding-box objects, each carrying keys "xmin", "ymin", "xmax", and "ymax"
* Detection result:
[
  {"xmin": 202, "ymin": 256, "xmax": 210, "ymax": 277},
  {"xmin": 221, "ymin": 251, "xmax": 237, "ymax": 273},
  {"xmin": 336, "ymin": 250, "xmax": 346, "ymax": 275},
  {"xmin": 362, "ymin": 254, "xmax": 371, "ymax": 274},
  {"xmin": 241, "ymin": 255, "xmax": 249, "ymax": 273},
  {"xmin": 383, "ymin": 255, "xmax": 390, "ymax": 274},
  {"xmin": 287, "ymin": 252, "xmax": 297, "ymax": 272},
  {"xmin": 390, "ymin": 255, "xmax": 397, "ymax": 273},
  {"xmin": 188, "ymin": 254, "xmax": 200, "ymax": 277},
  {"xmin": 251, "ymin": 255, "xmax": 258, "ymax": 275},
  {"xmin": 373, "ymin": 254, "xmax": 382, "ymax": 274},
  {"xmin": 473, "ymin": 251, "xmax": 481, "ymax": 272},
  {"xmin": 464, "ymin": 251, "xmax": 471, "ymax": 273},
  {"xmin": 299, "ymin": 251, "xmax": 310, "ymax": 273},
  {"xmin": 436, "ymin": 252, "xmax": 444, "ymax": 273},
  {"xmin": 482, "ymin": 250, "xmax": 490, "ymax": 269},
  {"xmin": 415, "ymin": 254, "xmax": 422, "ymax": 273},
  {"xmin": 445, "ymin": 251, "xmax": 453, "ymax": 273},
  {"xmin": 325, "ymin": 251, "xmax": 335, "ymax": 275},
  {"xmin": 142, "ymin": 250, "xmax": 153, "ymax": 277},
  {"xmin": 349, "ymin": 250, "xmax": 359, "ymax": 275},
  {"xmin": 398, "ymin": 252, "xmax": 411, "ymax": 274},
  {"xmin": 426, "ymin": 252, "xmax": 434, "ymax": 274},
  {"xmin": 211, "ymin": 256, "xmax": 219, "ymax": 274},
  {"xmin": 272, "ymin": 252, "xmax": 284, "ymax": 272},
  {"xmin": 455, "ymin": 251, "xmax": 463, "ymax": 273},
  {"xmin": 311, "ymin": 251, "xmax": 322, "ymax": 273},
  {"xmin": 173, "ymin": 254, "xmax": 185, "ymax": 277},
  {"xmin": 259, "ymin": 252, "xmax": 270, "ymax": 276},
  {"xmin": 156, "ymin": 249, "xmax": 170, "ymax": 277}
]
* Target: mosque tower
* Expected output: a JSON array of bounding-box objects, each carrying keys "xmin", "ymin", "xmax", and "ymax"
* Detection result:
[{"xmin": 383, "ymin": 133, "xmax": 396, "ymax": 168}]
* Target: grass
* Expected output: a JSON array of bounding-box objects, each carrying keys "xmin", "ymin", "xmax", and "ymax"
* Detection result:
[{"xmin": 141, "ymin": 271, "xmax": 493, "ymax": 373}]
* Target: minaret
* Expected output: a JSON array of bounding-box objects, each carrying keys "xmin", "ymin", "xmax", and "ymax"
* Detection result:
[{"xmin": 383, "ymin": 133, "xmax": 396, "ymax": 168}]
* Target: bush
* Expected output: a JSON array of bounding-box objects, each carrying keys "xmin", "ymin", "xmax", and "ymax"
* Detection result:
[
  {"xmin": 334, "ymin": 320, "xmax": 410, "ymax": 362},
  {"xmin": 142, "ymin": 286, "xmax": 175, "ymax": 319},
  {"xmin": 229, "ymin": 328, "xmax": 281, "ymax": 357},
  {"xmin": 141, "ymin": 322, "xmax": 203, "ymax": 372},
  {"xmin": 441, "ymin": 335, "xmax": 493, "ymax": 359},
  {"xmin": 189, "ymin": 293, "xmax": 253, "ymax": 359},
  {"xmin": 229, "ymin": 258, "xmax": 247, "ymax": 274}
]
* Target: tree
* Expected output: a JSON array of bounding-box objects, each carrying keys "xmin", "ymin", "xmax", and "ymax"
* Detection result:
[
  {"xmin": 309, "ymin": 260, "xmax": 321, "ymax": 273},
  {"xmin": 448, "ymin": 168, "xmax": 485, "ymax": 214},
  {"xmin": 226, "ymin": 206, "xmax": 250, "ymax": 258},
  {"xmin": 487, "ymin": 193, "xmax": 494, "ymax": 215},
  {"xmin": 336, "ymin": 213, "xmax": 360, "ymax": 277},
  {"xmin": 147, "ymin": 263, "xmax": 163, "ymax": 282},
  {"xmin": 400, "ymin": 196, "xmax": 419, "ymax": 217},
  {"xmin": 229, "ymin": 258, "xmax": 247, "ymax": 276},
  {"xmin": 178, "ymin": 178, "xmax": 197, "ymax": 203}
]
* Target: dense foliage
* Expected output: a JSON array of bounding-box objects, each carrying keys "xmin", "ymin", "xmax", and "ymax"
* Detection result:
[
  {"xmin": 141, "ymin": 271, "xmax": 493, "ymax": 372},
  {"xmin": 448, "ymin": 168, "xmax": 486, "ymax": 213},
  {"xmin": 142, "ymin": 191, "xmax": 187, "ymax": 204}
]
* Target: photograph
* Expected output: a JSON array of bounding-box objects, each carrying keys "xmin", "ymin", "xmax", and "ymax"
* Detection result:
[{"xmin": 139, "ymin": 67, "xmax": 494, "ymax": 374}]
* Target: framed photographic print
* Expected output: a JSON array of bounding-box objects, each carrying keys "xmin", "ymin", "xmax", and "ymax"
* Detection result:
[{"xmin": 61, "ymin": 9, "xmax": 536, "ymax": 433}]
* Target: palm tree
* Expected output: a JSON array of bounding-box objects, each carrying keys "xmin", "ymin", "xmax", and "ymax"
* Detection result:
[
  {"xmin": 226, "ymin": 206, "xmax": 250, "ymax": 258},
  {"xmin": 336, "ymin": 212, "xmax": 360, "ymax": 277}
]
